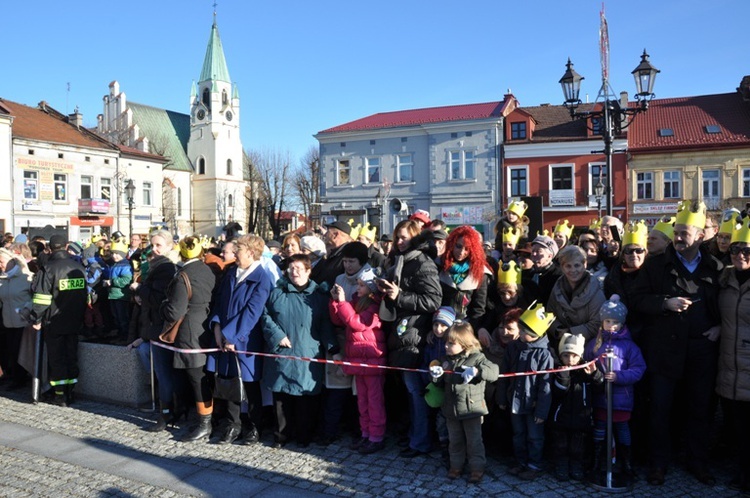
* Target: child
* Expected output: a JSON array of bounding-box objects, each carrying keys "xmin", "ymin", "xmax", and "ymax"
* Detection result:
[
  {"xmin": 584, "ymin": 295, "xmax": 646, "ymax": 479},
  {"xmin": 423, "ymin": 306, "xmax": 457, "ymax": 459},
  {"xmin": 549, "ymin": 333, "xmax": 602, "ymax": 481},
  {"xmin": 497, "ymin": 303, "xmax": 555, "ymax": 480},
  {"xmin": 329, "ymin": 267, "xmax": 387, "ymax": 454},
  {"xmin": 430, "ymin": 321, "xmax": 499, "ymax": 484},
  {"xmin": 106, "ymin": 240, "xmax": 133, "ymax": 341}
]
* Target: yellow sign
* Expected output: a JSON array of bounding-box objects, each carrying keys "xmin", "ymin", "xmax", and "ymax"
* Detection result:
[
  {"xmin": 59, "ymin": 278, "xmax": 85, "ymax": 291},
  {"xmin": 16, "ymin": 156, "xmax": 75, "ymax": 173}
]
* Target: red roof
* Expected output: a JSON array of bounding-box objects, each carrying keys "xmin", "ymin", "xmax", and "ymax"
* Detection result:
[
  {"xmin": 118, "ymin": 144, "xmax": 168, "ymax": 162},
  {"xmin": 319, "ymin": 98, "xmax": 514, "ymax": 134},
  {"xmin": 0, "ymin": 98, "xmax": 116, "ymax": 151},
  {"xmin": 628, "ymin": 92, "xmax": 750, "ymax": 152}
]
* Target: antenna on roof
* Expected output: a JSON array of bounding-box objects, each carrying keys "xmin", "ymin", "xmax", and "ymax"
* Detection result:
[{"xmin": 66, "ymin": 82, "xmax": 71, "ymax": 114}]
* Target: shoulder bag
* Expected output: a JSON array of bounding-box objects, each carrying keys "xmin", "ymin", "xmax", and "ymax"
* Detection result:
[{"xmin": 214, "ymin": 352, "xmax": 247, "ymax": 403}]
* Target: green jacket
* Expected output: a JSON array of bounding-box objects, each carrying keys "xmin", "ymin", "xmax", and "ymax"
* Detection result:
[{"xmin": 434, "ymin": 349, "xmax": 499, "ymax": 420}]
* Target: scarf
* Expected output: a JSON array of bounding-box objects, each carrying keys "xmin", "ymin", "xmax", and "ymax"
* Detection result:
[{"xmin": 448, "ymin": 261, "xmax": 470, "ymax": 285}]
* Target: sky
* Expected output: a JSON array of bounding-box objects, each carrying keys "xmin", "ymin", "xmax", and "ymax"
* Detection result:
[{"xmin": 2, "ymin": 0, "xmax": 748, "ymax": 166}]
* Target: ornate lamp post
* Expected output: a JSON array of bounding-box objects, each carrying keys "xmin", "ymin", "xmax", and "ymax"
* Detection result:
[
  {"xmin": 594, "ymin": 176, "xmax": 605, "ymax": 219},
  {"xmin": 559, "ymin": 50, "xmax": 659, "ymax": 216},
  {"xmin": 124, "ymin": 179, "xmax": 136, "ymax": 238}
]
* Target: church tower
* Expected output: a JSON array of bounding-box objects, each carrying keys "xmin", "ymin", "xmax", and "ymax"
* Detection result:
[{"xmin": 187, "ymin": 14, "xmax": 246, "ymax": 236}]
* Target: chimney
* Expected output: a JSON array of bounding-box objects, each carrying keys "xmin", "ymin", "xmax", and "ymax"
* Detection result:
[
  {"xmin": 738, "ymin": 75, "xmax": 750, "ymax": 102},
  {"xmin": 68, "ymin": 107, "xmax": 83, "ymax": 128}
]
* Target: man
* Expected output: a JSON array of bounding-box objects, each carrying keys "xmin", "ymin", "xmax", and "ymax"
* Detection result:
[
  {"xmin": 409, "ymin": 209, "xmax": 431, "ymax": 230},
  {"xmin": 30, "ymin": 235, "xmax": 87, "ymax": 406},
  {"xmin": 523, "ymin": 234, "xmax": 561, "ymax": 306},
  {"xmin": 127, "ymin": 233, "xmax": 142, "ymax": 260},
  {"xmin": 356, "ymin": 223, "xmax": 386, "ymax": 270},
  {"xmin": 220, "ymin": 240, "xmax": 236, "ymax": 264},
  {"xmin": 647, "ymin": 216, "xmax": 675, "ymax": 257},
  {"xmin": 310, "ymin": 220, "xmax": 352, "ymax": 287},
  {"xmin": 379, "ymin": 234, "xmax": 393, "ymax": 256},
  {"xmin": 630, "ymin": 200, "xmax": 722, "ymax": 486}
]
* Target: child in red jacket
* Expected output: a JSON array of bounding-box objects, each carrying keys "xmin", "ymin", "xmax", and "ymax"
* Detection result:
[{"xmin": 330, "ymin": 267, "xmax": 386, "ymax": 454}]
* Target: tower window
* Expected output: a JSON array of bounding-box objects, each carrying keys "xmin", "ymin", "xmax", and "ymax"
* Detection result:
[
  {"xmin": 227, "ymin": 159, "xmax": 233, "ymax": 175},
  {"xmin": 198, "ymin": 158, "xmax": 206, "ymax": 175},
  {"xmin": 222, "ymin": 90, "xmax": 228, "ymax": 105},
  {"xmin": 202, "ymin": 88, "xmax": 211, "ymax": 110},
  {"xmin": 228, "ymin": 194, "xmax": 233, "ymax": 208}
]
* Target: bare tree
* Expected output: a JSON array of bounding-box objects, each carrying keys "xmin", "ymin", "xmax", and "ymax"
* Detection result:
[
  {"xmin": 245, "ymin": 148, "xmax": 292, "ymax": 240},
  {"xmin": 291, "ymin": 145, "xmax": 320, "ymax": 230}
]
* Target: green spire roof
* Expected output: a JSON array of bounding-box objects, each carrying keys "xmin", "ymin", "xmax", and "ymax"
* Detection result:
[{"xmin": 199, "ymin": 19, "xmax": 231, "ymax": 84}]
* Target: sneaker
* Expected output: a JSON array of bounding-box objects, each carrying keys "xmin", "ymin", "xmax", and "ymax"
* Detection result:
[
  {"xmin": 359, "ymin": 440, "xmax": 385, "ymax": 454},
  {"xmin": 519, "ymin": 467, "xmax": 543, "ymax": 480}
]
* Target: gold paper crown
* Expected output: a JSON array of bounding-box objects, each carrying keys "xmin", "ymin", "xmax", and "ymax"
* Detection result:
[
  {"xmin": 589, "ymin": 218, "xmax": 602, "ymax": 230},
  {"xmin": 359, "ymin": 223, "xmax": 377, "ymax": 242},
  {"xmin": 91, "ymin": 234, "xmax": 106, "ymax": 244},
  {"xmin": 502, "ymin": 227, "xmax": 522, "ymax": 245},
  {"xmin": 719, "ymin": 208, "xmax": 742, "ymax": 235},
  {"xmin": 199, "ymin": 235, "xmax": 211, "ymax": 250},
  {"xmin": 179, "ymin": 238, "xmax": 203, "ymax": 259},
  {"xmin": 653, "ymin": 216, "xmax": 675, "ymax": 240},
  {"xmin": 536, "ymin": 229, "xmax": 551, "ymax": 237},
  {"xmin": 110, "ymin": 241, "xmax": 128, "ymax": 254},
  {"xmin": 731, "ymin": 216, "xmax": 750, "ymax": 244},
  {"xmin": 622, "ymin": 220, "xmax": 648, "ymax": 247},
  {"xmin": 553, "ymin": 220, "xmax": 574, "ymax": 239},
  {"xmin": 349, "ymin": 223, "xmax": 362, "ymax": 241},
  {"xmin": 497, "ymin": 261, "xmax": 522, "ymax": 285},
  {"xmin": 675, "ymin": 200, "xmax": 707, "ymax": 229},
  {"xmin": 519, "ymin": 303, "xmax": 556, "ymax": 337},
  {"xmin": 506, "ymin": 200, "xmax": 528, "ymax": 218}
]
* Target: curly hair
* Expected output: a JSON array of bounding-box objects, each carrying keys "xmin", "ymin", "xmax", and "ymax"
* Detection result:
[{"xmin": 442, "ymin": 225, "xmax": 487, "ymax": 282}]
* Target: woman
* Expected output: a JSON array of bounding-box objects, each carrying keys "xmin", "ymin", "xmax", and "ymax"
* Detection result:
[
  {"xmin": 579, "ymin": 233, "xmax": 608, "ymax": 290},
  {"xmin": 262, "ymin": 253, "xmax": 335, "ymax": 448},
  {"xmin": 160, "ymin": 235, "xmax": 216, "ymax": 442},
  {"xmin": 127, "ymin": 230, "xmax": 179, "ymax": 432},
  {"xmin": 207, "ymin": 235, "xmax": 274, "ymax": 445},
  {"xmin": 716, "ymin": 222, "xmax": 750, "ymax": 492},
  {"xmin": 439, "ymin": 225, "xmax": 490, "ymax": 330},
  {"xmin": 378, "ymin": 220, "xmax": 442, "ymax": 457},
  {"xmin": 0, "ymin": 249, "xmax": 32, "ymax": 388},
  {"xmin": 604, "ymin": 222, "xmax": 649, "ymax": 309},
  {"xmin": 277, "ymin": 234, "xmax": 301, "ymax": 271},
  {"xmin": 546, "ymin": 245, "xmax": 606, "ymax": 346}
]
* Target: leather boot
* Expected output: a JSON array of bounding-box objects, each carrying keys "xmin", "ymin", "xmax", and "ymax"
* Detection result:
[
  {"xmin": 183, "ymin": 414, "xmax": 212, "ymax": 442},
  {"xmin": 617, "ymin": 444, "xmax": 636, "ymax": 480},
  {"xmin": 590, "ymin": 441, "xmax": 605, "ymax": 474},
  {"xmin": 145, "ymin": 405, "xmax": 173, "ymax": 432}
]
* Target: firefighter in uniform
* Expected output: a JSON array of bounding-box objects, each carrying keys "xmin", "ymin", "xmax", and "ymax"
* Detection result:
[{"xmin": 31, "ymin": 234, "xmax": 87, "ymax": 406}]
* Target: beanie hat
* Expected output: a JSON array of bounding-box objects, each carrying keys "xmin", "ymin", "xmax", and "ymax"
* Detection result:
[
  {"xmin": 300, "ymin": 235, "xmax": 326, "ymax": 258},
  {"xmin": 433, "ymin": 306, "xmax": 456, "ymax": 327},
  {"xmin": 357, "ymin": 266, "xmax": 379, "ymax": 293},
  {"xmin": 67, "ymin": 241, "xmax": 83, "ymax": 256},
  {"xmin": 558, "ymin": 333, "xmax": 585, "ymax": 357},
  {"xmin": 600, "ymin": 294, "xmax": 627, "ymax": 324},
  {"xmin": 532, "ymin": 234, "xmax": 559, "ymax": 258}
]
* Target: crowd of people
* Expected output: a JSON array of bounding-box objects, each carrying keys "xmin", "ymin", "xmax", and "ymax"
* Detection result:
[{"xmin": 0, "ymin": 200, "xmax": 748, "ymax": 491}]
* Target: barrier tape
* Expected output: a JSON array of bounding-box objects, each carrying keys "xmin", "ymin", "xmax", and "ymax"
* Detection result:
[{"xmin": 151, "ymin": 341, "xmax": 599, "ymax": 379}]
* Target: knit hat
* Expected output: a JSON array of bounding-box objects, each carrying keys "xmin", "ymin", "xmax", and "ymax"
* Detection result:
[
  {"xmin": 532, "ymin": 234, "xmax": 559, "ymax": 258},
  {"xmin": 341, "ymin": 241, "xmax": 369, "ymax": 265},
  {"xmin": 410, "ymin": 209, "xmax": 431, "ymax": 226},
  {"xmin": 110, "ymin": 241, "xmax": 128, "ymax": 258},
  {"xmin": 600, "ymin": 294, "xmax": 627, "ymax": 324},
  {"xmin": 358, "ymin": 266, "xmax": 379, "ymax": 293},
  {"xmin": 67, "ymin": 242, "xmax": 83, "ymax": 256},
  {"xmin": 433, "ymin": 306, "xmax": 456, "ymax": 327},
  {"xmin": 14, "ymin": 234, "xmax": 28, "ymax": 244},
  {"xmin": 558, "ymin": 333, "xmax": 585, "ymax": 357}
]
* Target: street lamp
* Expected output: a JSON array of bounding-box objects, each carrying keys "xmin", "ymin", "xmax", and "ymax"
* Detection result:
[
  {"xmin": 594, "ymin": 176, "xmax": 605, "ymax": 219},
  {"xmin": 559, "ymin": 50, "xmax": 659, "ymax": 216},
  {"xmin": 124, "ymin": 179, "xmax": 136, "ymax": 238}
]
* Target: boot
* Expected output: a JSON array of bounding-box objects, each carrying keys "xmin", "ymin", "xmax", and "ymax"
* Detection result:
[
  {"xmin": 590, "ymin": 441, "xmax": 605, "ymax": 475},
  {"xmin": 145, "ymin": 404, "xmax": 173, "ymax": 432},
  {"xmin": 65, "ymin": 385, "xmax": 76, "ymax": 406},
  {"xmin": 183, "ymin": 414, "xmax": 212, "ymax": 442},
  {"xmin": 617, "ymin": 444, "xmax": 636, "ymax": 480}
]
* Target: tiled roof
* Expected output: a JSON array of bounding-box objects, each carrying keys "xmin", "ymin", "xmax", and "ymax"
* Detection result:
[
  {"xmin": 629, "ymin": 92, "xmax": 750, "ymax": 152},
  {"xmin": 517, "ymin": 103, "xmax": 594, "ymax": 142},
  {"xmin": 318, "ymin": 99, "xmax": 513, "ymax": 134},
  {"xmin": 128, "ymin": 102, "xmax": 193, "ymax": 172},
  {"xmin": 0, "ymin": 98, "xmax": 117, "ymax": 151},
  {"xmin": 118, "ymin": 144, "xmax": 169, "ymax": 162}
]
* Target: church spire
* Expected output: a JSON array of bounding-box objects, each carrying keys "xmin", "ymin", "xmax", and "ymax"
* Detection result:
[{"xmin": 199, "ymin": 16, "xmax": 231, "ymax": 84}]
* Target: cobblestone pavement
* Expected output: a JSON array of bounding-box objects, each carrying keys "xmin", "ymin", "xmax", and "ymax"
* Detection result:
[{"xmin": 0, "ymin": 390, "xmax": 745, "ymax": 497}]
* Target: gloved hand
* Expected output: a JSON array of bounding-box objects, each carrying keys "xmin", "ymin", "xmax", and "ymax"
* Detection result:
[
  {"xmin": 461, "ymin": 366, "xmax": 478, "ymax": 384},
  {"xmin": 430, "ymin": 365, "xmax": 444, "ymax": 380}
]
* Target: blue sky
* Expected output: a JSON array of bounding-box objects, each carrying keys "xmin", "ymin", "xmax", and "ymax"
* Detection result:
[{"xmin": 2, "ymin": 0, "xmax": 747, "ymax": 164}]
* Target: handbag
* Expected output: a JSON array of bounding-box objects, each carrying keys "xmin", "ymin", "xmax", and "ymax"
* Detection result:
[
  {"xmin": 158, "ymin": 272, "xmax": 192, "ymax": 344},
  {"xmin": 214, "ymin": 353, "xmax": 246, "ymax": 403}
]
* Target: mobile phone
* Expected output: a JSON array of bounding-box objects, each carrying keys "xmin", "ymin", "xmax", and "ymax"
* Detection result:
[{"xmin": 610, "ymin": 225, "xmax": 621, "ymax": 243}]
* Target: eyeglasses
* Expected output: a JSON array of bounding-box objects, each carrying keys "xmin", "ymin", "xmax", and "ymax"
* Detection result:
[
  {"xmin": 623, "ymin": 247, "xmax": 646, "ymax": 255},
  {"xmin": 729, "ymin": 245, "xmax": 750, "ymax": 257}
]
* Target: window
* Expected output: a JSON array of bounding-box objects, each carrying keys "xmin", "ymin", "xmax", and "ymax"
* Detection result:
[
  {"xmin": 85, "ymin": 156, "xmax": 91, "ymax": 162},
  {"xmin": 337, "ymin": 160, "xmax": 350, "ymax": 185},
  {"xmin": 202, "ymin": 88, "xmax": 210, "ymax": 109},
  {"xmin": 177, "ymin": 187, "xmax": 182, "ymax": 216},
  {"xmin": 23, "ymin": 171, "xmax": 38, "ymax": 200},
  {"xmin": 589, "ymin": 164, "xmax": 608, "ymax": 194},
  {"xmin": 637, "ymin": 172, "xmax": 653, "ymax": 199},
  {"xmin": 591, "ymin": 117, "xmax": 604, "ymax": 136},
  {"xmin": 198, "ymin": 158, "xmax": 206, "ymax": 175},
  {"xmin": 227, "ymin": 159, "xmax": 232, "ymax": 175},
  {"xmin": 702, "ymin": 169, "xmax": 720, "ymax": 206},
  {"xmin": 397, "ymin": 154, "xmax": 413, "ymax": 183},
  {"xmin": 508, "ymin": 166, "xmax": 527, "ymax": 197},
  {"xmin": 366, "ymin": 157, "xmax": 381, "ymax": 183},
  {"xmin": 401, "ymin": 137, "xmax": 407, "ymax": 143},
  {"xmin": 142, "ymin": 181, "xmax": 152, "ymax": 206},
  {"xmin": 658, "ymin": 128, "xmax": 674, "ymax": 137},
  {"xmin": 705, "ymin": 125, "xmax": 721, "ymax": 134},
  {"xmin": 465, "ymin": 131, "xmax": 472, "ymax": 137},
  {"xmin": 370, "ymin": 140, "xmax": 376, "ymax": 145},
  {"xmin": 451, "ymin": 133, "xmax": 458, "ymax": 139},
  {"xmin": 222, "ymin": 90, "xmax": 228, "ymax": 105},
  {"xmin": 663, "ymin": 170, "xmax": 681, "ymax": 199},
  {"xmin": 101, "ymin": 178, "xmax": 111, "ymax": 201},
  {"xmin": 743, "ymin": 168, "xmax": 750, "ymax": 197},
  {"xmin": 450, "ymin": 150, "xmax": 476, "ymax": 180},
  {"xmin": 28, "ymin": 149, "xmax": 34, "ymax": 155},
  {"xmin": 551, "ymin": 165, "xmax": 573, "ymax": 190},
  {"xmin": 58, "ymin": 153, "xmax": 64, "ymax": 159},
  {"xmin": 80, "ymin": 175, "xmax": 93, "ymax": 198},
  {"xmin": 54, "ymin": 174, "xmax": 67, "ymax": 201},
  {"xmin": 228, "ymin": 194, "xmax": 233, "ymax": 208},
  {"xmin": 104, "ymin": 159, "xmax": 110, "ymax": 165},
  {"xmin": 510, "ymin": 122, "xmax": 527, "ymax": 140}
]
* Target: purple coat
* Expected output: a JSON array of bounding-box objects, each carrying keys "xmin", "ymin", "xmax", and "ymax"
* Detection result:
[{"xmin": 584, "ymin": 325, "xmax": 646, "ymax": 412}]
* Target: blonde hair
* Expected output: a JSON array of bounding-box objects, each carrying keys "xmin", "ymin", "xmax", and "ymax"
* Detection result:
[
  {"xmin": 235, "ymin": 234, "xmax": 265, "ymax": 260},
  {"xmin": 446, "ymin": 321, "xmax": 481, "ymax": 354}
]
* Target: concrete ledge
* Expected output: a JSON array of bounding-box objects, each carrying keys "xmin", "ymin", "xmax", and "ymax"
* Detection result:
[{"xmin": 77, "ymin": 342, "xmax": 151, "ymax": 407}]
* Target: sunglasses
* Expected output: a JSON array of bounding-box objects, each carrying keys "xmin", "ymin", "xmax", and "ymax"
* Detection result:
[
  {"xmin": 729, "ymin": 245, "xmax": 750, "ymax": 257},
  {"xmin": 623, "ymin": 247, "xmax": 646, "ymax": 255}
]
